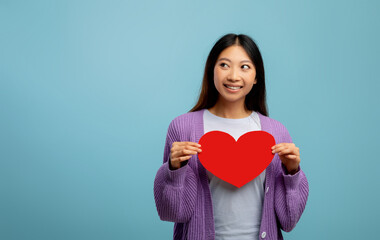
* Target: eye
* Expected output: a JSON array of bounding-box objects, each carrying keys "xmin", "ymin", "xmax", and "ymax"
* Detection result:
[
  {"xmin": 220, "ymin": 63, "xmax": 229, "ymax": 68},
  {"xmin": 242, "ymin": 64, "xmax": 250, "ymax": 69}
]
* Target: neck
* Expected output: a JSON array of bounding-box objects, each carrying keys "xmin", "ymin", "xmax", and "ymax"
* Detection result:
[{"xmin": 208, "ymin": 99, "xmax": 252, "ymax": 119}]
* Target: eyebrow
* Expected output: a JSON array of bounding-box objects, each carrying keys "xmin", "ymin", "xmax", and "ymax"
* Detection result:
[{"xmin": 217, "ymin": 57, "xmax": 253, "ymax": 64}]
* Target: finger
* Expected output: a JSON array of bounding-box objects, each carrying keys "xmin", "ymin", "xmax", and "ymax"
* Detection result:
[
  {"xmin": 272, "ymin": 143, "xmax": 295, "ymax": 150},
  {"xmin": 172, "ymin": 145, "xmax": 201, "ymax": 153},
  {"xmin": 271, "ymin": 143, "xmax": 287, "ymax": 149},
  {"xmin": 177, "ymin": 142, "xmax": 202, "ymax": 147},
  {"xmin": 181, "ymin": 149, "xmax": 199, "ymax": 156},
  {"xmin": 283, "ymin": 154, "xmax": 297, "ymax": 159},
  {"xmin": 172, "ymin": 147, "xmax": 200, "ymax": 158},
  {"xmin": 273, "ymin": 144, "xmax": 298, "ymax": 154},
  {"xmin": 173, "ymin": 155, "xmax": 192, "ymax": 163},
  {"xmin": 278, "ymin": 148, "xmax": 297, "ymax": 156},
  {"xmin": 184, "ymin": 145, "xmax": 202, "ymax": 152},
  {"xmin": 272, "ymin": 145, "xmax": 286, "ymax": 154},
  {"xmin": 172, "ymin": 143, "xmax": 202, "ymax": 153},
  {"xmin": 180, "ymin": 155, "xmax": 192, "ymax": 162},
  {"xmin": 172, "ymin": 142, "xmax": 189, "ymax": 149},
  {"xmin": 189, "ymin": 141, "xmax": 202, "ymax": 148},
  {"xmin": 283, "ymin": 154, "xmax": 300, "ymax": 164},
  {"xmin": 271, "ymin": 144, "xmax": 287, "ymax": 152}
]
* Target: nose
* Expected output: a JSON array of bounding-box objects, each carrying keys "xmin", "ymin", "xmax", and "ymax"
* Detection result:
[{"xmin": 227, "ymin": 67, "xmax": 240, "ymax": 82}]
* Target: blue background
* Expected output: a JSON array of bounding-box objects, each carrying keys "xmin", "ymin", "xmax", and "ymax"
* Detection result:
[{"xmin": 1, "ymin": 0, "xmax": 379, "ymax": 239}]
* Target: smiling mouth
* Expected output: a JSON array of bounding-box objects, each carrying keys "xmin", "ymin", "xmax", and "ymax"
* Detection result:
[{"xmin": 224, "ymin": 84, "xmax": 243, "ymax": 90}]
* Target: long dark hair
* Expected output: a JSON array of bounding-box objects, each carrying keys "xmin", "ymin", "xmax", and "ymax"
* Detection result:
[{"xmin": 189, "ymin": 33, "xmax": 268, "ymax": 116}]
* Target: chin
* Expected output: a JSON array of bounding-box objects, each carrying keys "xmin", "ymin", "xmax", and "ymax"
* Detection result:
[{"xmin": 220, "ymin": 95, "xmax": 245, "ymax": 103}]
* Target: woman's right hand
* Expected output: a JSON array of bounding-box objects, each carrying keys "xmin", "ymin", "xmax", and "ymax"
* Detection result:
[{"xmin": 170, "ymin": 142, "xmax": 202, "ymax": 170}]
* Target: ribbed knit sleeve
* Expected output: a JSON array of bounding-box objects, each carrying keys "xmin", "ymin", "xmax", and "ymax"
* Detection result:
[
  {"xmin": 273, "ymin": 124, "xmax": 309, "ymax": 232},
  {"xmin": 153, "ymin": 119, "xmax": 198, "ymax": 223}
]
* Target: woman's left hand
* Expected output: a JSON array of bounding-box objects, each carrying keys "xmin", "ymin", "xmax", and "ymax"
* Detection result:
[{"xmin": 271, "ymin": 143, "xmax": 300, "ymax": 175}]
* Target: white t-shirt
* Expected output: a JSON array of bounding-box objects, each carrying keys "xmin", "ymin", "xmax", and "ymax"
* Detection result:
[{"xmin": 203, "ymin": 109, "xmax": 265, "ymax": 240}]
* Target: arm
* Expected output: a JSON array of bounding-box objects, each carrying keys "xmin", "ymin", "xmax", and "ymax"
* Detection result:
[
  {"xmin": 153, "ymin": 120, "xmax": 198, "ymax": 223},
  {"xmin": 274, "ymin": 126, "xmax": 309, "ymax": 232}
]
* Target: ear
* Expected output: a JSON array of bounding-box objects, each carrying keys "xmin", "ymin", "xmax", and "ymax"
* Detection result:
[{"xmin": 253, "ymin": 78, "xmax": 257, "ymax": 84}]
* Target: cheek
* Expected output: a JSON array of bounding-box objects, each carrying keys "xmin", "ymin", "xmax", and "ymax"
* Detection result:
[
  {"xmin": 247, "ymin": 72, "xmax": 257, "ymax": 86},
  {"xmin": 214, "ymin": 70, "xmax": 223, "ymax": 85},
  {"xmin": 244, "ymin": 80, "xmax": 255, "ymax": 93}
]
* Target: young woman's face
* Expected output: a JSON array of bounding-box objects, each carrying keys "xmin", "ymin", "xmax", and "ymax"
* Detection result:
[{"xmin": 213, "ymin": 45, "xmax": 257, "ymax": 105}]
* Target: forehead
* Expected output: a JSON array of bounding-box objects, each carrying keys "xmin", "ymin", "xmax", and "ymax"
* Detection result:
[{"xmin": 218, "ymin": 45, "xmax": 251, "ymax": 60}]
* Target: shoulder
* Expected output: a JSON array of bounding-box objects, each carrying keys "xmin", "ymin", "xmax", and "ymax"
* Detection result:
[
  {"xmin": 259, "ymin": 113, "xmax": 288, "ymax": 130},
  {"xmin": 169, "ymin": 109, "xmax": 203, "ymax": 128},
  {"xmin": 172, "ymin": 110, "xmax": 202, "ymax": 123},
  {"xmin": 166, "ymin": 109, "xmax": 204, "ymax": 139},
  {"xmin": 258, "ymin": 113, "xmax": 292, "ymax": 143}
]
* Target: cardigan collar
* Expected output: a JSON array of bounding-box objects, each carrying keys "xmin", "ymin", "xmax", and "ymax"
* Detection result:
[{"xmin": 194, "ymin": 108, "xmax": 269, "ymax": 140}]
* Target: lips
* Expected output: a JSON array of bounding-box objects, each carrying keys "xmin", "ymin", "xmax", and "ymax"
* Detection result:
[{"xmin": 224, "ymin": 84, "xmax": 243, "ymax": 90}]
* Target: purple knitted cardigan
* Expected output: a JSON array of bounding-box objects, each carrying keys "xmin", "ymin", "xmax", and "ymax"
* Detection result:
[{"xmin": 154, "ymin": 109, "xmax": 309, "ymax": 240}]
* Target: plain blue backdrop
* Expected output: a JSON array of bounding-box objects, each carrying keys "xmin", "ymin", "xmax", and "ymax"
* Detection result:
[{"xmin": 1, "ymin": 0, "xmax": 379, "ymax": 239}]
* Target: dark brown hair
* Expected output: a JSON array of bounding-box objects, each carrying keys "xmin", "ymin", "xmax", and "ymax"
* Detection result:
[{"xmin": 189, "ymin": 33, "xmax": 268, "ymax": 116}]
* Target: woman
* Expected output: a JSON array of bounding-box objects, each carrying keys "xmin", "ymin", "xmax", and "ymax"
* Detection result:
[{"xmin": 154, "ymin": 33, "xmax": 309, "ymax": 240}]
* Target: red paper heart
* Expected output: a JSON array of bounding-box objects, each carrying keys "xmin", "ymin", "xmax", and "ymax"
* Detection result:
[{"xmin": 198, "ymin": 130, "xmax": 275, "ymax": 188}]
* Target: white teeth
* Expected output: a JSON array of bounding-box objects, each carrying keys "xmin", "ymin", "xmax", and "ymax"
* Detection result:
[{"xmin": 226, "ymin": 85, "xmax": 241, "ymax": 90}]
